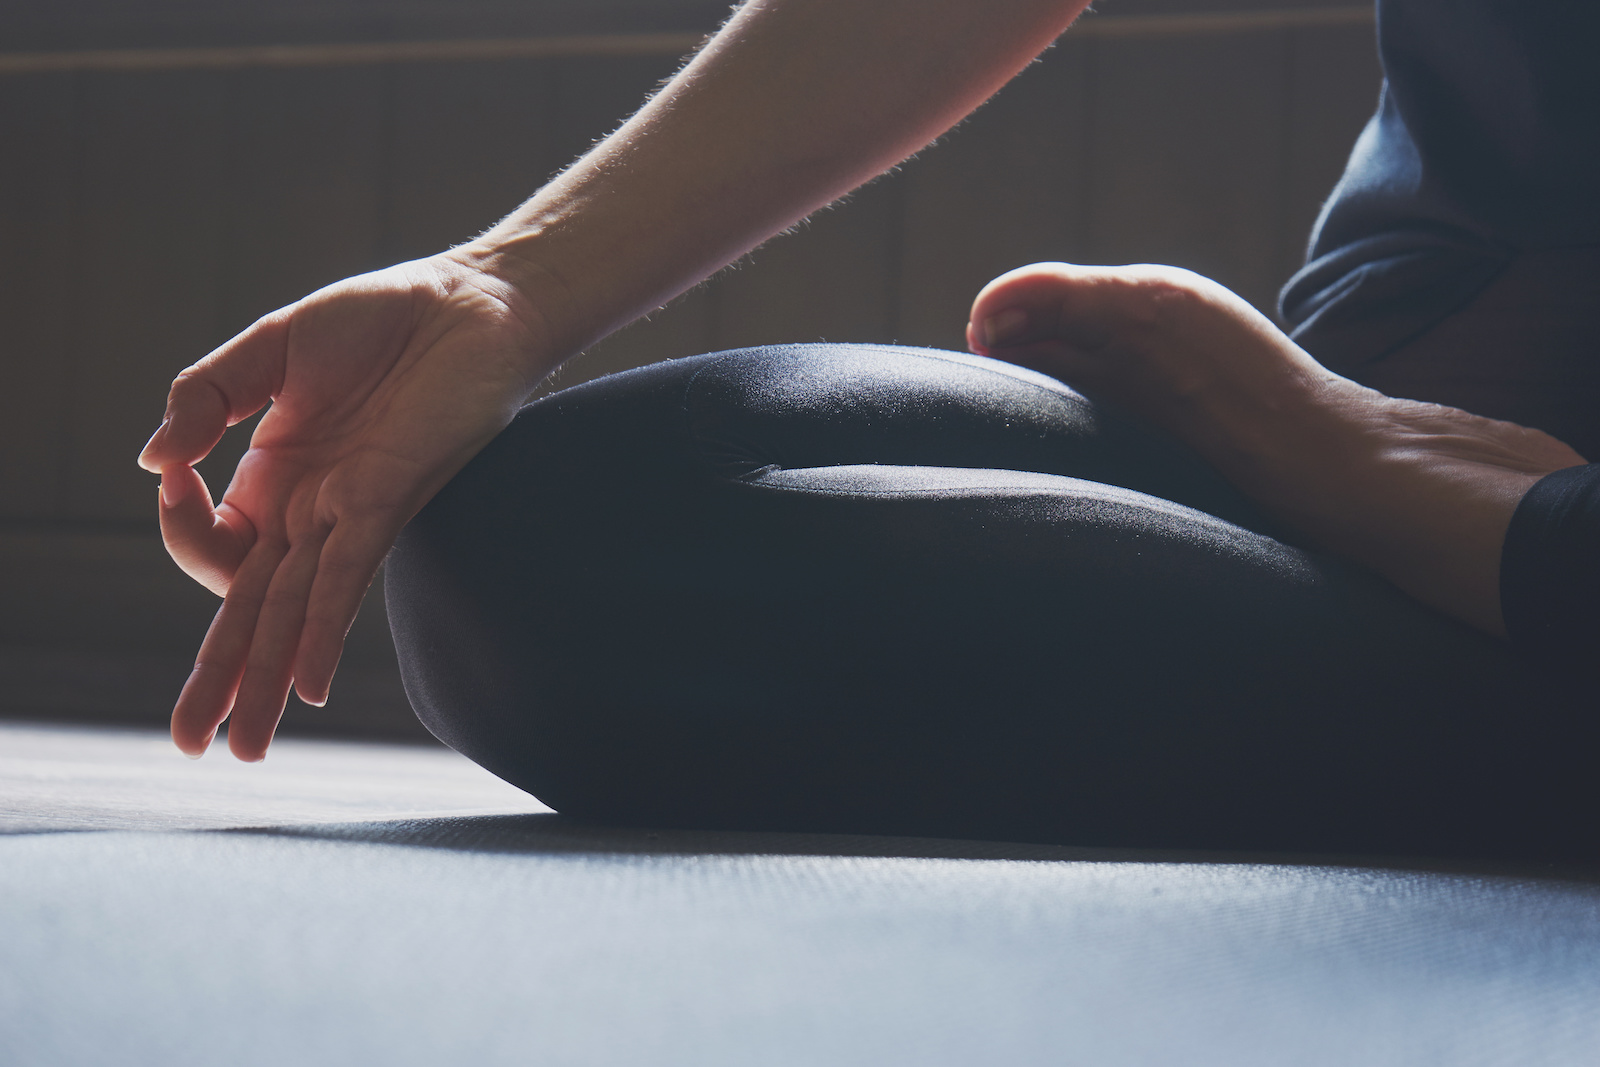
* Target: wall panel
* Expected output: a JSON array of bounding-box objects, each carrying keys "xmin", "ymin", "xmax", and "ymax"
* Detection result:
[
  {"xmin": 1081, "ymin": 31, "xmax": 1295, "ymax": 314},
  {"xmin": 712, "ymin": 178, "xmax": 902, "ymax": 351},
  {"xmin": 64, "ymin": 70, "xmax": 231, "ymax": 523},
  {"xmin": 896, "ymin": 38, "xmax": 1092, "ymax": 351},
  {"xmin": 187, "ymin": 65, "xmax": 393, "ymax": 501},
  {"xmin": 0, "ymin": 72, "xmax": 78, "ymax": 519},
  {"xmin": 1278, "ymin": 24, "xmax": 1384, "ymax": 294},
  {"xmin": 383, "ymin": 58, "xmax": 564, "ymax": 262}
]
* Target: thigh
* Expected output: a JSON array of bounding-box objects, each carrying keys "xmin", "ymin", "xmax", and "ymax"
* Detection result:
[{"xmin": 385, "ymin": 344, "xmax": 1597, "ymax": 857}]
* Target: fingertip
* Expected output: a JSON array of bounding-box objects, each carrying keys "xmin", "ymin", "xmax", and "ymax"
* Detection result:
[
  {"xmin": 160, "ymin": 465, "xmax": 197, "ymax": 509},
  {"xmin": 227, "ymin": 729, "xmax": 271, "ymax": 763},
  {"xmin": 172, "ymin": 721, "xmax": 215, "ymax": 759},
  {"xmin": 139, "ymin": 419, "xmax": 170, "ymax": 472},
  {"xmin": 294, "ymin": 674, "xmax": 331, "ymax": 706},
  {"xmin": 227, "ymin": 673, "xmax": 295, "ymax": 766},
  {"xmin": 225, "ymin": 689, "xmax": 285, "ymax": 761},
  {"xmin": 294, "ymin": 627, "xmax": 350, "ymax": 713},
  {"xmin": 152, "ymin": 371, "xmax": 242, "ymax": 468}
]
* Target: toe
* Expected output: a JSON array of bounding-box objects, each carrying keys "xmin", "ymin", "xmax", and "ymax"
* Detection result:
[
  {"xmin": 968, "ymin": 262, "xmax": 1079, "ymax": 354},
  {"xmin": 968, "ymin": 262, "xmax": 1213, "ymax": 356}
]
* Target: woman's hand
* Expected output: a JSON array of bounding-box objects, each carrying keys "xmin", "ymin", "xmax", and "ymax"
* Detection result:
[
  {"xmin": 140, "ymin": 251, "xmax": 556, "ymax": 761},
  {"xmin": 141, "ymin": 0, "xmax": 1092, "ymax": 762}
]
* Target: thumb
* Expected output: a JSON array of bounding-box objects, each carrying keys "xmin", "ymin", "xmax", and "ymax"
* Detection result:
[
  {"xmin": 158, "ymin": 464, "xmax": 255, "ymax": 596},
  {"xmin": 140, "ymin": 309, "xmax": 292, "ymax": 473}
]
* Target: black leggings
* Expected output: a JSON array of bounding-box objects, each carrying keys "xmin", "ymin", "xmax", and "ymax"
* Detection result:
[{"xmin": 385, "ymin": 345, "xmax": 1596, "ymax": 858}]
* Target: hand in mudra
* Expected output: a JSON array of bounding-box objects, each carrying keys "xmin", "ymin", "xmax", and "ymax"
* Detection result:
[{"xmin": 140, "ymin": 251, "xmax": 553, "ymax": 760}]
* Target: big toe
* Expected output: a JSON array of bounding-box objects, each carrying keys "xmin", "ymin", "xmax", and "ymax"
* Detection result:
[
  {"xmin": 969, "ymin": 262, "xmax": 1092, "ymax": 354},
  {"xmin": 968, "ymin": 262, "xmax": 1217, "ymax": 357}
]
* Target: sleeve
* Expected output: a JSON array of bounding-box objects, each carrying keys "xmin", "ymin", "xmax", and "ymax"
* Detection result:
[{"xmin": 1499, "ymin": 463, "xmax": 1600, "ymax": 658}]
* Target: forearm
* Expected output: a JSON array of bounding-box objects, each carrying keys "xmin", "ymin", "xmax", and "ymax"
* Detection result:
[
  {"xmin": 458, "ymin": 0, "xmax": 1088, "ymax": 369},
  {"xmin": 142, "ymin": 0, "xmax": 1089, "ymax": 760}
]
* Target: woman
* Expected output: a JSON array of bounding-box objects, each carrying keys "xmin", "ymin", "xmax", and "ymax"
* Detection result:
[{"xmin": 140, "ymin": 0, "xmax": 1599, "ymax": 855}]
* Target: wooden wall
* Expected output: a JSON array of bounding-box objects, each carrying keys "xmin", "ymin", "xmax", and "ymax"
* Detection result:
[{"xmin": 0, "ymin": 0, "xmax": 1381, "ymax": 738}]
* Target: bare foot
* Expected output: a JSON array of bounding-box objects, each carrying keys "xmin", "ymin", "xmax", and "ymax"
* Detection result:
[{"xmin": 966, "ymin": 262, "xmax": 1588, "ymax": 637}]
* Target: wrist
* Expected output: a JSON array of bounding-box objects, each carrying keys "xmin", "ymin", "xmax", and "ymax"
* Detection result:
[
  {"xmin": 449, "ymin": 190, "xmax": 715, "ymax": 365},
  {"xmin": 436, "ymin": 235, "xmax": 589, "ymax": 375}
]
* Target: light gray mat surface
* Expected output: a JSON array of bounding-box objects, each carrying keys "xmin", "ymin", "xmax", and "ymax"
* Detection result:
[
  {"xmin": 4, "ymin": 722, "xmax": 1599, "ymax": 1066},
  {"xmin": 0, "ymin": 719, "xmax": 549, "ymax": 832}
]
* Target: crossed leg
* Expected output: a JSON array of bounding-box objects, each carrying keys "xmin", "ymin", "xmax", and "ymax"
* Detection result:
[
  {"xmin": 387, "ymin": 339, "xmax": 1597, "ymax": 856},
  {"xmin": 968, "ymin": 263, "xmax": 1588, "ymax": 637}
]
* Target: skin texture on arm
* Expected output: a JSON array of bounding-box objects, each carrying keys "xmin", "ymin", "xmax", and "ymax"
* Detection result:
[
  {"xmin": 139, "ymin": 0, "xmax": 1092, "ymax": 761},
  {"xmin": 469, "ymin": 0, "xmax": 1094, "ymax": 355}
]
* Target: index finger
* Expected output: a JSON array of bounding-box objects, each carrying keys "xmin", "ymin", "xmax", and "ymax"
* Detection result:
[{"xmin": 139, "ymin": 308, "xmax": 292, "ymax": 473}]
